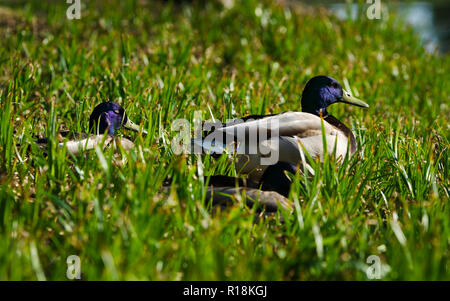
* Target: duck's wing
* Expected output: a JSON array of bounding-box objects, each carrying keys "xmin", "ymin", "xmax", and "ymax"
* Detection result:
[
  {"xmin": 59, "ymin": 135, "xmax": 112, "ymax": 155},
  {"xmin": 201, "ymin": 113, "xmax": 279, "ymax": 135},
  {"xmin": 220, "ymin": 111, "xmax": 335, "ymax": 136},
  {"xmin": 220, "ymin": 112, "xmax": 280, "ymax": 128},
  {"xmin": 192, "ymin": 111, "xmax": 337, "ymax": 154},
  {"xmin": 35, "ymin": 131, "xmax": 92, "ymax": 154},
  {"xmin": 35, "ymin": 130, "xmax": 90, "ymax": 145},
  {"xmin": 61, "ymin": 135, "xmax": 134, "ymax": 155},
  {"xmin": 35, "ymin": 133, "xmax": 134, "ymax": 156}
]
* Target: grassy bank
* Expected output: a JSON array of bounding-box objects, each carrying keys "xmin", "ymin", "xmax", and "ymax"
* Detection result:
[{"xmin": 0, "ymin": 0, "xmax": 448, "ymax": 280}]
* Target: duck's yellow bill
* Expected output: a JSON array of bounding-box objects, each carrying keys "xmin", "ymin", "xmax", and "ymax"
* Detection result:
[
  {"xmin": 124, "ymin": 118, "xmax": 148, "ymax": 135},
  {"xmin": 341, "ymin": 89, "xmax": 369, "ymax": 108}
]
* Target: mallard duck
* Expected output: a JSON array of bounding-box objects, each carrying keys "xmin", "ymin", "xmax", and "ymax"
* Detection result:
[
  {"xmin": 192, "ymin": 75, "xmax": 369, "ymax": 182},
  {"xmin": 36, "ymin": 101, "xmax": 147, "ymax": 155}
]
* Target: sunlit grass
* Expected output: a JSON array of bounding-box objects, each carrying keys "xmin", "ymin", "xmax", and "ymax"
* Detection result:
[{"xmin": 0, "ymin": 0, "xmax": 448, "ymax": 280}]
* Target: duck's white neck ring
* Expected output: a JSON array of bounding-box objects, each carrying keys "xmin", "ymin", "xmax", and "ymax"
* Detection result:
[{"xmin": 319, "ymin": 108, "xmax": 329, "ymax": 118}]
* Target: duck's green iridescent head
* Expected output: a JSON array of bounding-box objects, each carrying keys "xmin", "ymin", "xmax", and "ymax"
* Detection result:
[
  {"xmin": 301, "ymin": 75, "xmax": 369, "ymax": 116},
  {"xmin": 88, "ymin": 102, "xmax": 146, "ymax": 136}
]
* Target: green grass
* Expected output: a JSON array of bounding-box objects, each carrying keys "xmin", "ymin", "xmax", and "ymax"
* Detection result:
[{"xmin": 0, "ymin": 0, "xmax": 448, "ymax": 280}]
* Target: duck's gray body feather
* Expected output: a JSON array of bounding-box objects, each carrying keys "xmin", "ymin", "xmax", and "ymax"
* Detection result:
[
  {"xmin": 36, "ymin": 131, "xmax": 135, "ymax": 155},
  {"xmin": 193, "ymin": 111, "xmax": 356, "ymax": 182}
]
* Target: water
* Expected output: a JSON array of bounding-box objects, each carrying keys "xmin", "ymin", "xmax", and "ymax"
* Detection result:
[{"xmin": 305, "ymin": 1, "xmax": 450, "ymax": 54}]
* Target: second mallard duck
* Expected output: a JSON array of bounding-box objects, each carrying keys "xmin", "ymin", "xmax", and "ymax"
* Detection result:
[{"xmin": 36, "ymin": 101, "xmax": 147, "ymax": 155}]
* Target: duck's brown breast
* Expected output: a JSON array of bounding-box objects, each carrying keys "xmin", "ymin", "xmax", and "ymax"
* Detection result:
[{"xmin": 324, "ymin": 114, "xmax": 357, "ymax": 156}]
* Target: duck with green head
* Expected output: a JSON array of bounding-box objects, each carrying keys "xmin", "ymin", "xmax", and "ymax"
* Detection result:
[
  {"xmin": 37, "ymin": 101, "xmax": 147, "ymax": 155},
  {"xmin": 193, "ymin": 75, "xmax": 369, "ymax": 183}
]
